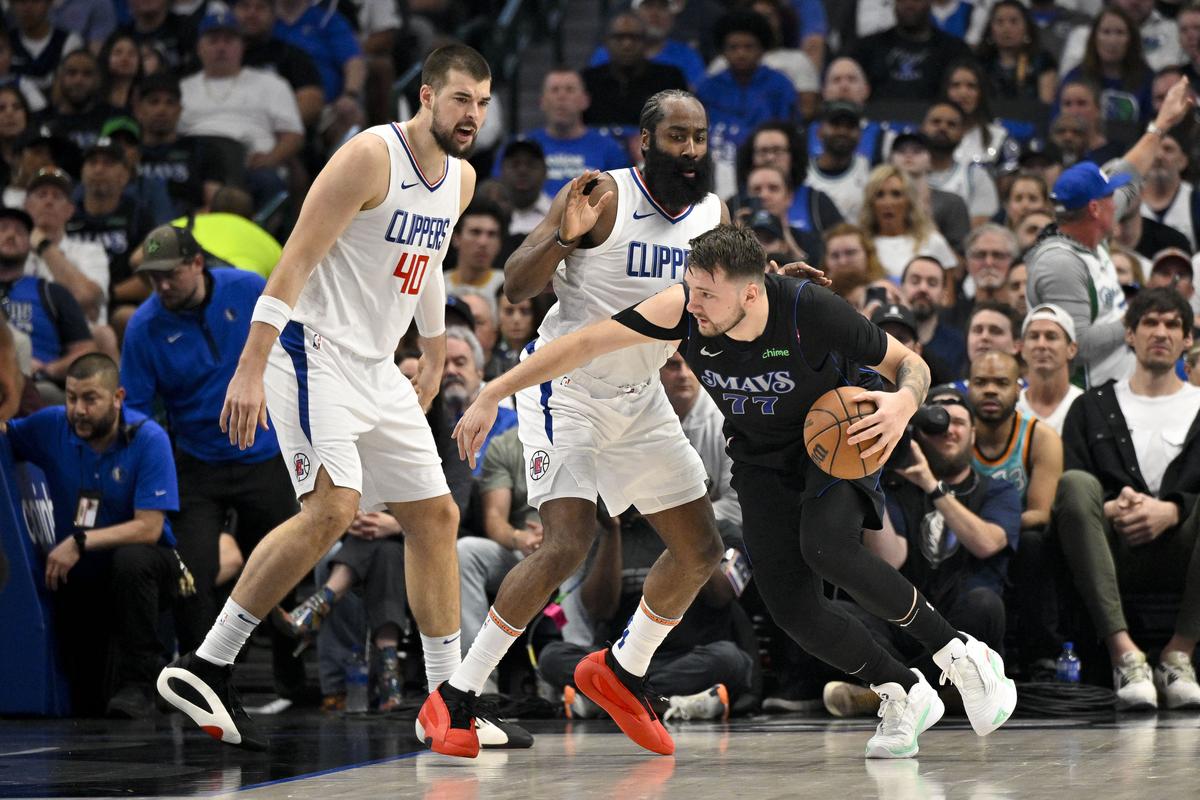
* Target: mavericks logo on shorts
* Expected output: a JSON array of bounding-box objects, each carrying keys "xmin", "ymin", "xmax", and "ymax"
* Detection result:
[
  {"xmin": 293, "ymin": 452, "xmax": 311, "ymax": 480},
  {"xmin": 529, "ymin": 450, "xmax": 550, "ymax": 481}
]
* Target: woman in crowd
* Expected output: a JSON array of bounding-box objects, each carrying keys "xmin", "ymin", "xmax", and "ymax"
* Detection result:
[
  {"xmin": 0, "ymin": 86, "xmax": 30, "ymax": 196},
  {"xmin": 975, "ymin": 0, "xmax": 1057, "ymax": 104},
  {"xmin": 1058, "ymin": 6, "xmax": 1153, "ymax": 123},
  {"xmin": 859, "ymin": 164, "xmax": 956, "ymax": 278},
  {"xmin": 999, "ymin": 171, "xmax": 1050, "ymax": 228},
  {"xmin": 486, "ymin": 291, "xmax": 552, "ymax": 380},
  {"xmin": 99, "ymin": 32, "xmax": 144, "ymax": 111},
  {"xmin": 942, "ymin": 59, "xmax": 1010, "ymax": 167}
]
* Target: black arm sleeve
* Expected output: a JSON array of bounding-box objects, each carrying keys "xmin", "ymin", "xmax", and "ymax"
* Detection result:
[
  {"xmin": 45, "ymin": 283, "xmax": 92, "ymax": 346},
  {"xmin": 611, "ymin": 285, "xmax": 690, "ymax": 342},
  {"xmin": 796, "ymin": 282, "xmax": 888, "ymax": 367}
]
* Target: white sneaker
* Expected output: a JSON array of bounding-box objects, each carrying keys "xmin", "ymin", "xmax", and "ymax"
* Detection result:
[
  {"xmin": 663, "ymin": 684, "xmax": 730, "ymax": 722},
  {"xmin": 1113, "ymin": 651, "xmax": 1157, "ymax": 710},
  {"xmin": 1154, "ymin": 651, "xmax": 1200, "ymax": 709},
  {"xmin": 865, "ymin": 669, "xmax": 944, "ymax": 759},
  {"xmin": 933, "ymin": 633, "xmax": 1017, "ymax": 736}
]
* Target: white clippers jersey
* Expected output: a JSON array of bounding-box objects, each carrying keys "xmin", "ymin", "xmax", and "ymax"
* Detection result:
[
  {"xmin": 537, "ymin": 167, "xmax": 722, "ymax": 386},
  {"xmin": 292, "ymin": 122, "xmax": 461, "ymax": 361}
]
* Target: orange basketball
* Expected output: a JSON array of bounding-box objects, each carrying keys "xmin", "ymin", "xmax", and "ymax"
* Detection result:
[{"xmin": 804, "ymin": 386, "xmax": 885, "ymax": 479}]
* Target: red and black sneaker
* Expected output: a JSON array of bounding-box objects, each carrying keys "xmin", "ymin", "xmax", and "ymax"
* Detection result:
[
  {"xmin": 573, "ymin": 648, "xmax": 674, "ymax": 755},
  {"xmin": 417, "ymin": 682, "xmax": 480, "ymax": 758}
]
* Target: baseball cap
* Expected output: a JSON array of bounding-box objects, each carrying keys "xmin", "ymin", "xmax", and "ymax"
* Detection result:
[
  {"xmin": 445, "ymin": 295, "xmax": 476, "ymax": 329},
  {"xmin": 1151, "ymin": 247, "xmax": 1193, "ymax": 278},
  {"xmin": 84, "ymin": 136, "xmax": 126, "ymax": 164},
  {"xmin": 500, "ymin": 138, "xmax": 545, "ymax": 162},
  {"xmin": 0, "ymin": 206, "xmax": 33, "ymax": 232},
  {"xmin": 890, "ymin": 130, "xmax": 928, "ymax": 153},
  {"xmin": 136, "ymin": 71, "xmax": 181, "ymax": 100},
  {"xmin": 101, "ymin": 116, "xmax": 141, "ymax": 143},
  {"xmin": 1050, "ymin": 162, "xmax": 1133, "ymax": 211},
  {"xmin": 27, "ymin": 166, "xmax": 73, "ymax": 195},
  {"xmin": 1018, "ymin": 138, "xmax": 1063, "ymax": 167},
  {"xmin": 1022, "ymin": 303, "xmax": 1076, "ymax": 342},
  {"xmin": 632, "ymin": 0, "xmax": 683, "ymax": 11},
  {"xmin": 136, "ymin": 224, "xmax": 201, "ymax": 272},
  {"xmin": 819, "ymin": 101, "xmax": 863, "ymax": 123},
  {"xmin": 870, "ymin": 303, "xmax": 918, "ymax": 340},
  {"xmin": 748, "ymin": 208, "xmax": 783, "ymax": 240},
  {"xmin": 199, "ymin": 10, "xmax": 241, "ymax": 37},
  {"xmin": 927, "ymin": 383, "xmax": 969, "ymax": 407}
]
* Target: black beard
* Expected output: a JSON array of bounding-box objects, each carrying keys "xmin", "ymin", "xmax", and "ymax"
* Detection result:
[
  {"xmin": 923, "ymin": 439, "xmax": 972, "ymax": 479},
  {"xmin": 431, "ymin": 119, "xmax": 475, "ymax": 159},
  {"xmin": 73, "ymin": 408, "xmax": 119, "ymax": 442},
  {"xmin": 0, "ymin": 252, "xmax": 28, "ymax": 270},
  {"xmin": 642, "ymin": 138, "xmax": 713, "ymax": 211},
  {"xmin": 824, "ymin": 137, "xmax": 857, "ymax": 160},
  {"xmin": 926, "ymin": 136, "xmax": 957, "ymax": 157}
]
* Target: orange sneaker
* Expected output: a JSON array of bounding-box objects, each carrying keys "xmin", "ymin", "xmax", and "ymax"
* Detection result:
[
  {"xmin": 573, "ymin": 649, "xmax": 674, "ymax": 755},
  {"xmin": 416, "ymin": 683, "xmax": 479, "ymax": 758}
]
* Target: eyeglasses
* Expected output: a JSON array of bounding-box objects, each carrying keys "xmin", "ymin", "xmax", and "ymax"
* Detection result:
[{"xmin": 968, "ymin": 250, "xmax": 1012, "ymax": 262}]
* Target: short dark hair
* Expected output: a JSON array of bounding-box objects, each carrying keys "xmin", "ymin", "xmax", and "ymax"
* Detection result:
[
  {"xmin": 713, "ymin": 10, "xmax": 776, "ymax": 51},
  {"xmin": 927, "ymin": 98, "xmax": 967, "ymax": 123},
  {"xmin": 67, "ymin": 352, "xmax": 119, "ymax": 390},
  {"xmin": 1125, "ymin": 286, "xmax": 1194, "ymax": 337},
  {"xmin": 900, "ymin": 255, "xmax": 945, "ymax": 285},
  {"xmin": 639, "ymin": 89, "xmax": 701, "ymax": 137},
  {"xmin": 457, "ymin": 199, "xmax": 508, "ymax": 238},
  {"xmin": 688, "ymin": 224, "xmax": 766, "ymax": 284},
  {"xmin": 969, "ymin": 300, "xmax": 1022, "ymax": 340},
  {"xmin": 421, "ymin": 44, "xmax": 490, "ymax": 92}
]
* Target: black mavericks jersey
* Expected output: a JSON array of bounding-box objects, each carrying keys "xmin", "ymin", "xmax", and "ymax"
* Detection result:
[{"xmin": 615, "ymin": 273, "xmax": 888, "ymax": 471}]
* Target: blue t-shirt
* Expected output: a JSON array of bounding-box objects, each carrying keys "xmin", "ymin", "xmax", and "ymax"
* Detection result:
[
  {"xmin": 589, "ymin": 40, "xmax": 706, "ymax": 86},
  {"xmin": 1056, "ymin": 67, "xmax": 1154, "ymax": 124},
  {"xmin": 121, "ymin": 268, "xmax": 280, "ymax": 465},
  {"xmin": 272, "ymin": 6, "xmax": 362, "ymax": 100},
  {"xmin": 467, "ymin": 406, "xmax": 518, "ymax": 478},
  {"xmin": 5, "ymin": 406, "xmax": 178, "ymax": 547},
  {"xmin": 696, "ymin": 66, "xmax": 796, "ymax": 147},
  {"xmin": 504, "ymin": 128, "xmax": 630, "ymax": 197}
]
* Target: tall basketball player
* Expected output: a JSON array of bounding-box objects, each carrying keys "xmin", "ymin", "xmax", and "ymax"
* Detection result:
[
  {"xmin": 156, "ymin": 45, "xmax": 529, "ymax": 751},
  {"xmin": 453, "ymin": 225, "xmax": 1019, "ymax": 759},
  {"xmin": 418, "ymin": 90, "xmax": 732, "ymax": 758}
]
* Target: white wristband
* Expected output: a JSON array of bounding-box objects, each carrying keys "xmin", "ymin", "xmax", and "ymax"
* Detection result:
[{"xmin": 251, "ymin": 295, "xmax": 292, "ymax": 334}]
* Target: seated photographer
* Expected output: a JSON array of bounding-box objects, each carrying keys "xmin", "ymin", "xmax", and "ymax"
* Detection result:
[
  {"xmin": 0, "ymin": 353, "xmax": 188, "ymax": 718},
  {"xmin": 824, "ymin": 386, "xmax": 1020, "ymax": 715},
  {"xmin": 1051, "ymin": 288, "xmax": 1200, "ymax": 711}
]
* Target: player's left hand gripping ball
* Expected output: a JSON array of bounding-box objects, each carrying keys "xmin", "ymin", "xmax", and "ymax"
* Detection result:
[{"xmin": 846, "ymin": 390, "xmax": 914, "ymax": 462}]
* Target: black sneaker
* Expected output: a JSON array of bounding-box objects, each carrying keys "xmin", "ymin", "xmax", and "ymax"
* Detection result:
[
  {"xmin": 106, "ymin": 685, "xmax": 155, "ymax": 719},
  {"xmin": 156, "ymin": 651, "xmax": 267, "ymax": 751},
  {"xmin": 473, "ymin": 698, "xmax": 534, "ymax": 749}
]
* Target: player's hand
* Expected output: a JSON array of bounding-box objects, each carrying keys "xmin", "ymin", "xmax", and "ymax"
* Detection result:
[
  {"xmin": 414, "ymin": 352, "xmax": 440, "ymax": 413},
  {"xmin": 896, "ymin": 441, "xmax": 938, "ymax": 494},
  {"xmin": 513, "ymin": 523, "xmax": 543, "ymax": 556},
  {"xmin": 220, "ymin": 364, "xmax": 269, "ymax": 449},
  {"xmin": 559, "ymin": 171, "xmax": 614, "ymax": 243},
  {"xmin": 771, "ymin": 259, "xmax": 831, "ymax": 287},
  {"xmin": 451, "ymin": 393, "xmax": 499, "ymax": 469},
  {"xmin": 845, "ymin": 389, "xmax": 918, "ymax": 463},
  {"xmin": 45, "ymin": 538, "xmax": 80, "ymax": 591}
]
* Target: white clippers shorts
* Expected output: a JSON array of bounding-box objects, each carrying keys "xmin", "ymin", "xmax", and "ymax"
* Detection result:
[
  {"xmin": 515, "ymin": 354, "xmax": 708, "ymax": 516},
  {"xmin": 263, "ymin": 322, "xmax": 448, "ymax": 510}
]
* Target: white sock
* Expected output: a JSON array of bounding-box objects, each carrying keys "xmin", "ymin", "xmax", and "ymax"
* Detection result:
[
  {"xmin": 448, "ymin": 607, "xmax": 523, "ymax": 695},
  {"xmin": 612, "ymin": 598, "xmax": 680, "ymax": 678},
  {"xmin": 196, "ymin": 598, "xmax": 260, "ymax": 666},
  {"xmin": 421, "ymin": 630, "xmax": 463, "ymax": 692}
]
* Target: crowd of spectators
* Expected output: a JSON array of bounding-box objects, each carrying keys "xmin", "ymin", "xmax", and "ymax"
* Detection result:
[{"xmin": 6, "ymin": 0, "xmax": 1200, "ymax": 724}]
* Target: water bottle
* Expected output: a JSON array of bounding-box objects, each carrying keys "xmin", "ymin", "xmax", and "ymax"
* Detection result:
[
  {"xmin": 345, "ymin": 647, "xmax": 370, "ymax": 713},
  {"xmin": 1056, "ymin": 641, "xmax": 1081, "ymax": 683}
]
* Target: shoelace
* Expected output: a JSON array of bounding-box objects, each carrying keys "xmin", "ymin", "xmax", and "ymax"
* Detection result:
[
  {"xmin": 939, "ymin": 652, "xmax": 994, "ymax": 705},
  {"xmin": 1161, "ymin": 658, "xmax": 1197, "ymax": 685},
  {"xmin": 875, "ymin": 696, "xmax": 908, "ymax": 736},
  {"xmin": 1118, "ymin": 660, "xmax": 1152, "ymax": 687}
]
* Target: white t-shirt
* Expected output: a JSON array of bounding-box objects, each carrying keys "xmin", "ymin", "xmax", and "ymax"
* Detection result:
[
  {"xmin": 1113, "ymin": 379, "xmax": 1200, "ymax": 495},
  {"xmin": 24, "ymin": 238, "xmax": 111, "ymax": 325},
  {"xmin": 179, "ymin": 68, "xmax": 304, "ymax": 156},
  {"xmin": 928, "ymin": 161, "xmax": 999, "ymax": 219},
  {"xmin": 509, "ymin": 194, "xmax": 552, "ymax": 237},
  {"xmin": 873, "ymin": 231, "xmax": 957, "ymax": 279},
  {"xmin": 1017, "ymin": 384, "xmax": 1084, "ymax": 436}
]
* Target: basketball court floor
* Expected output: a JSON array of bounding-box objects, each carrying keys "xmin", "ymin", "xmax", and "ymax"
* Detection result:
[{"xmin": 2, "ymin": 711, "xmax": 1196, "ymax": 799}]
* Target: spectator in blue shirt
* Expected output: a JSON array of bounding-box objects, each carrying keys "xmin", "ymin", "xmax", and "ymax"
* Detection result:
[
  {"xmin": 442, "ymin": 326, "xmax": 516, "ymax": 478},
  {"xmin": 589, "ymin": 0, "xmax": 706, "ymax": 87},
  {"xmin": 502, "ymin": 69, "xmax": 628, "ymax": 197},
  {"xmin": 1, "ymin": 353, "xmax": 186, "ymax": 718},
  {"xmin": 0, "ymin": 206, "xmax": 95, "ymax": 401},
  {"xmin": 120, "ymin": 224, "xmax": 304, "ymax": 699},
  {"xmin": 696, "ymin": 11, "xmax": 796, "ymax": 149}
]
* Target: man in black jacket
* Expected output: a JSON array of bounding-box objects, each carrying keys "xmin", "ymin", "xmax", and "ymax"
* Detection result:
[{"xmin": 1054, "ymin": 288, "xmax": 1200, "ymax": 711}]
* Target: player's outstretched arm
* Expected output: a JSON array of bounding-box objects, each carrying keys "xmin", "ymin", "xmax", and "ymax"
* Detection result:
[
  {"xmin": 503, "ymin": 170, "xmax": 614, "ymax": 302},
  {"xmin": 452, "ymin": 284, "xmax": 686, "ymax": 467},
  {"xmin": 221, "ymin": 133, "xmax": 391, "ymax": 450},
  {"xmin": 845, "ymin": 334, "xmax": 930, "ymax": 463}
]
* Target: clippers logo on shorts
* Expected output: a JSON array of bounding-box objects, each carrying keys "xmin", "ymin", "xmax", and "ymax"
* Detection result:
[
  {"xmin": 385, "ymin": 210, "xmax": 452, "ymax": 296},
  {"xmin": 529, "ymin": 450, "xmax": 550, "ymax": 481},
  {"xmin": 293, "ymin": 452, "xmax": 311, "ymax": 480}
]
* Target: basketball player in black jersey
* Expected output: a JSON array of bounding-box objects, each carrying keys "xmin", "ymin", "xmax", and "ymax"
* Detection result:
[{"xmin": 454, "ymin": 225, "xmax": 1017, "ymax": 758}]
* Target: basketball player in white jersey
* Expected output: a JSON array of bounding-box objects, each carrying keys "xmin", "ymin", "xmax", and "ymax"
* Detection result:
[
  {"xmin": 155, "ymin": 45, "xmax": 529, "ymax": 752},
  {"xmin": 418, "ymin": 90, "xmax": 735, "ymax": 758}
]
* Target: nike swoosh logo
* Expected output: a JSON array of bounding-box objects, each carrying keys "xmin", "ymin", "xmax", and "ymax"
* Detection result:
[
  {"xmin": 237, "ymin": 613, "xmax": 255, "ymax": 625},
  {"xmin": 700, "ymin": 346, "xmax": 723, "ymax": 356},
  {"xmin": 442, "ymin": 634, "xmax": 461, "ymax": 645},
  {"xmin": 401, "ymin": 180, "xmax": 419, "ymax": 190},
  {"xmin": 632, "ymin": 210, "xmax": 656, "ymax": 220},
  {"xmin": 167, "ymin": 333, "xmax": 182, "ymax": 343}
]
